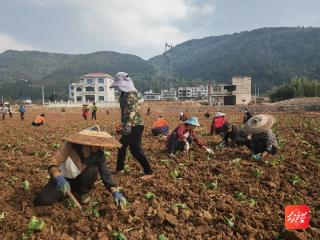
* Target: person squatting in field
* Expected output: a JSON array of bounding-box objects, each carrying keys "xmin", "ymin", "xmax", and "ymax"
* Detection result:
[
  {"xmin": 210, "ymin": 112, "xmax": 229, "ymax": 136},
  {"xmin": 243, "ymin": 108, "xmax": 254, "ymax": 123},
  {"xmin": 167, "ymin": 116, "xmax": 214, "ymax": 158},
  {"xmin": 82, "ymin": 104, "xmax": 90, "ymax": 120},
  {"xmin": 245, "ymin": 114, "xmax": 279, "ymax": 161},
  {"xmin": 33, "ymin": 126, "xmax": 127, "ymax": 207},
  {"xmin": 31, "ymin": 113, "xmax": 46, "ymax": 126},
  {"xmin": 219, "ymin": 123, "xmax": 250, "ymax": 148},
  {"xmin": 111, "ymin": 72, "xmax": 154, "ymax": 180},
  {"xmin": 151, "ymin": 116, "xmax": 169, "ymax": 136}
]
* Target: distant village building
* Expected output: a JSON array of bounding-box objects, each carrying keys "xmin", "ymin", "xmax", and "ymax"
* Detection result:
[
  {"xmin": 143, "ymin": 90, "xmax": 161, "ymax": 101},
  {"xmin": 69, "ymin": 73, "xmax": 115, "ymax": 103},
  {"xmin": 177, "ymin": 85, "xmax": 209, "ymax": 100},
  {"xmin": 161, "ymin": 88, "xmax": 178, "ymax": 101},
  {"xmin": 208, "ymin": 76, "xmax": 251, "ymax": 105}
]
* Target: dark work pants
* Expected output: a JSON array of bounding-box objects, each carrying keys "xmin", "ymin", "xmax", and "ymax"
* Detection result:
[
  {"xmin": 33, "ymin": 165, "xmax": 98, "ymax": 206},
  {"xmin": 249, "ymin": 141, "xmax": 278, "ymax": 155},
  {"xmin": 151, "ymin": 126, "xmax": 169, "ymax": 136},
  {"xmin": 116, "ymin": 125, "xmax": 153, "ymax": 175},
  {"xmin": 20, "ymin": 112, "xmax": 24, "ymax": 120},
  {"xmin": 92, "ymin": 111, "xmax": 97, "ymax": 120},
  {"xmin": 31, "ymin": 122, "xmax": 43, "ymax": 126},
  {"xmin": 167, "ymin": 133, "xmax": 193, "ymax": 154}
]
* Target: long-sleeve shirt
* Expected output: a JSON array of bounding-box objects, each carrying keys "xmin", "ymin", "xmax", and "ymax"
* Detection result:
[
  {"xmin": 49, "ymin": 142, "xmax": 116, "ymax": 189},
  {"xmin": 19, "ymin": 106, "xmax": 26, "ymax": 113},
  {"xmin": 251, "ymin": 129, "xmax": 278, "ymax": 153},
  {"xmin": 171, "ymin": 124, "xmax": 205, "ymax": 147},
  {"xmin": 152, "ymin": 118, "xmax": 169, "ymax": 129},
  {"xmin": 223, "ymin": 125, "xmax": 248, "ymax": 146},
  {"xmin": 119, "ymin": 91, "xmax": 143, "ymax": 126}
]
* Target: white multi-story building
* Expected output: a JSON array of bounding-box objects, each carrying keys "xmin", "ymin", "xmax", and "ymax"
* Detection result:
[
  {"xmin": 69, "ymin": 73, "xmax": 115, "ymax": 103},
  {"xmin": 161, "ymin": 88, "xmax": 178, "ymax": 101},
  {"xmin": 177, "ymin": 85, "xmax": 208, "ymax": 100},
  {"xmin": 143, "ymin": 90, "xmax": 161, "ymax": 101}
]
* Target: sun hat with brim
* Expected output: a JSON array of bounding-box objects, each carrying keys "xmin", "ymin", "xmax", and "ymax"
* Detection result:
[
  {"xmin": 244, "ymin": 114, "xmax": 275, "ymax": 135},
  {"xmin": 214, "ymin": 112, "xmax": 226, "ymax": 118},
  {"xmin": 185, "ymin": 116, "xmax": 200, "ymax": 127},
  {"xmin": 64, "ymin": 125, "xmax": 121, "ymax": 149}
]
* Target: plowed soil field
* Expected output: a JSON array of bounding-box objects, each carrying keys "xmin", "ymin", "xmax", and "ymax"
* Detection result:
[{"xmin": 0, "ymin": 107, "xmax": 319, "ymax": 239}]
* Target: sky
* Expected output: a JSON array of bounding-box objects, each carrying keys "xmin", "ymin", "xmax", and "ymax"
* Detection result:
[{"xmin": 0, "ymin": 0, "xmax": 320, "ymax": 59}]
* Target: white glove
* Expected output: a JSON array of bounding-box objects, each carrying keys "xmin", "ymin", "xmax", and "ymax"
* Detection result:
[
  {"xmin": 184, "ymin": 141, "xmax": 190, "ymax": 152},
  {"xmin": 205, "ymin": 148, "xmax": 214, "ymax": 155}
]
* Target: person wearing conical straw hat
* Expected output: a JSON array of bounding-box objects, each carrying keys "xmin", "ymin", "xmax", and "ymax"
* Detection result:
[
  {"xmin": 245, "ymin": 114, "xmax": 279, "ymax": 161},
  {"xmin": 82, "ymin": 104, "xmax": 90, "ymax": 120},
  {"xmin": 110, "ymin": 72, "xmax": 154, "ymax": 180},
  {"xmin": 33, "ymin": 126, "xmax": 127, "ymax": 207},
  {"xmin": 167, "ymin": 116, "xmax": 214, "ymax": 158}
]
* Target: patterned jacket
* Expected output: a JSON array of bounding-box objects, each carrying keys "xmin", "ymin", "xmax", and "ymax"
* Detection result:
[
  {"xmin": 251, "ymin": 129, "xmax": 278, "ymax": 152},
  {"xmin": 119, "ymin": 91, "xmax": 143, "ymax": 126}
]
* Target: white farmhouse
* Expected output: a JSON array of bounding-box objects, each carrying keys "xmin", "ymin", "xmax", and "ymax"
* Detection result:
[{"xmin": 69, "ymin": 73, "xmax": 115, "ymax": 103}]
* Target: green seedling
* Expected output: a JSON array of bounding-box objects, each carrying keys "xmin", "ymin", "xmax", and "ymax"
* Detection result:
[
  {"xmin": 231, "ymin": 158, "xmax": 242, "ymax": 167},
  {"xmin": 64, "ymin": 198, "xmax": 75, "ymax": 209},
  {"xmin": 0, "ymin": 212, "xmax": 5, "ymax": 221},
  {"xmin": 177, "ymin": 163, "xmax": 187, "ymax": 169},
  {"xmin": 173, "ymin": 203, "xmax": 188, "ymax": 209},
  {"xmin": 247, "ymin": 198, "xmax": 256, "ymax": 207},
  {"xmin": 145, "ymin": 192, "xmax": 155, "ymax": 201},
  {"xmin": 124, "ymin": 164, "xmax": 131, "ymax": 173},
  {"xmin": 52, "ymin": 143, "xmax": 61, "ymax": 149},
  {"xmin": 205, "ymin": 181, "xmax": 218, "ymax": 190},
  {"xmin": 224, "ymin": 214, "xmax": 235, "ymax": 228},
  {"xmin": 290, "ymin": 175, "xmax": 304, "ymax": 185},
  {"xmin": 301, "ymin": 151, "xmax": 312, "ymax": 159},
  {"xmin": 12, "ymin": 146, "xmax": 22, "ymax": 155},
  {"xmin": 158, "ymin": 234, "xmax": 168, "ymax": 240},
  {"xmin": 6, "ymin": 176, "xmax": 19, "ymax": 185},
  {"xmin": 22, "ymin": 216, "xmax": 45, "ymax": 239},
  {"xmin": 252, "ymin": 168, "xmax": 262, "ymax": 178},
  {"xmin": 113, "ymin": 232, "xmax": 127, "ymax": 240},
  {"xmin": 91, "ymin": 201, "xmax": 100, "ymax": 217},
  {"xmin": 22, "ymin": 180, "xmax": 30, "ymax": 191},
  {"xmin": 169, "ymin": 169, "xmax": 181, "ymax": 180},
  {"xmin": 1, "ymin": 143, "xmax": 11, "ymax": 150},
  {"xmin": 160, "ymin": 159, "xmax": 170, "ymax": 165},
  {"xmin": 104, "ymin": 150, "xmax": 111, "ymax": 157},
  {"xmin": 234, "ymin": 192, "xmax": 247, "ymax": 202}
]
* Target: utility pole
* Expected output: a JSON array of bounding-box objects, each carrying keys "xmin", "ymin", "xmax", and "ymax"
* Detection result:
[
  {"xmin": 1, "ymin": 96, "xmax": 3, "ymax": 104},
  {"xmin": 258, "ymin": 87, "xmax": 260, "ymax": 98},
  {"xmin": 41, "ymin": 86, "xmax": 44, "ymax": 106},
  {"xmin": 254, "ymin": 84, "xmax": 257, "ymax": 105}
]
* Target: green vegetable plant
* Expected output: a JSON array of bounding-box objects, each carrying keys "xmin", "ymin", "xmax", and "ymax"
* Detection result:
[
  {"xmin": 224, "ymin": 214, "xmax": 235, "ymax": 228},
  {"xmin": 22, "ymin": 180, "xmax": 30, "ymax": 191},
  {"xmin": 145, "ymin": 192, "xmax": 155, "ymax": 201},
  {"xmin": 158, "ymin": 234, "xmax": 168, "ymax": 240},
  {"xmin": 21, "ymin": 216, "xmax": 45, "ymax": 239},
  {"xmin": 113, "ymin": 232, "xmax": 127, "ymax": 240},
  {"xmin": 169, "ymin": 169, "xmax": 181, "ymax": 180}
]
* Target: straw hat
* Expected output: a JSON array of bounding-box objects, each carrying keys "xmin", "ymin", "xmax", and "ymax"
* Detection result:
[
  {"xmin": 244, "ymin": 114, "xmax": 274, "ymax": 135},
  {"xmin": 64, "ymin": 125, "xmax": 121, "ymax": 149},
  {"xmin": 185, "ymin": 116, "xmax": 200, "ymax": 126},
  {"xmin": 214, "ymin": 112, "xmax": 226, "ymax": 118}
]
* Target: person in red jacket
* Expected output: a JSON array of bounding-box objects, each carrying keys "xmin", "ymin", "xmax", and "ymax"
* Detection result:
[
  {"xmin": 167, "ymin": 116, "xmax": 213, "ymax": 158},
  {"xmin": 210, "ymin": 112, "xmax": 229, "ymax": 136}
]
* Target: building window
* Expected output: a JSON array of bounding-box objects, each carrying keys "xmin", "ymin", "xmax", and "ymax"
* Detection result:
[
  {"xmin": 85, "ymin": 86, "xmax": 95, "ymax": 92},
  {"xmin": 70, "ymin": 86, "xmax": 74, "ymax": 90},
  {"xmin": 98, "ymin": 78, "xmax": 104, "ymax": 84},
  {"xmin": 86, "ymin": 79, "xmax": 94, "ymax": 84},
  {"xmin": 242, "ymin": 99, "xmax": 246, "ymax": 102},
  {"xmin": 76, "ymin": 96, "xmax": 82, "ymax": 101},
  {"xmin": 76, "ymin": 87, "xmax": 82, "ymax": 92},
  {"xmin": 99, "ymin": 96, "xmax": 104, "ymax": 101},
  {"xmin": 98, "ymin": 86, "xmax": 104, "ymax": 91}
]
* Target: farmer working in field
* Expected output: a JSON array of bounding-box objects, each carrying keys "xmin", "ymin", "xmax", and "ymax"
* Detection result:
[
  {"xmin": 210, "ymin": 112, "xmax": 229, "ymax": 136},
  {"xmin": 33, "ymin": 126, "xmax": 127, "ymax": 206},
  {"xmin": 31, "ymin": 113, "xmax": 46, "ymax": 126},
  {"xmin": 167, "ymin": 116, "xmax": 214, "ymax": 158},
  {"xmin": 82, "ymin": 104, "xmax": 90, "ymax": 120},
  {"xmin": 111, "ymin": 72, "xmax": 154, "ymax": 180},
  {"xmin": 220, "ymin": 123, "xmax": 250, "ymax": 148},
  {"xmin": 19, "ymin": 104, "xmax": 26, "ymax": 121},
  {"xmin": 243, "ymin": 108, "xmax": 254, "ymax": 123},
  {"xmin": 91, "ymin": 102, "xmax": 98, "ymax": 120},
  {"xmin": 245, "ymin": 114, "xmax": 279, "ymax": 161},
  {"xmin": 151, "ymin": 116, "xmax": 169, "ymax": 136}
]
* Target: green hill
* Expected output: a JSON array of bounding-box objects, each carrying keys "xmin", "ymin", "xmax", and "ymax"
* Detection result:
[{"xmin": 149, "ymin": 27, "xmax": 320, "ymax": 92}]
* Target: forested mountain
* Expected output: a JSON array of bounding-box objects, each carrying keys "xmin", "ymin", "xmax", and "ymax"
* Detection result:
[
  {"xmin": 149, "ymin": 27, "xmax": 320, "ymax": 92},
  {"xmin": 1, "ymin": 27, "xmax": 320, "ymax": 100},
  {"xmin": 0, "ymin": 50, "xmax": 156, "ymax": 100}
]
